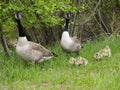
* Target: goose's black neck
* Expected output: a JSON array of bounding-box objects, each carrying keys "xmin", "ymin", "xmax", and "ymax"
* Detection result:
[
  {"xmin": 16, "ymin": 19, "xmax": 26, "ymax": 37},
  {"xmin": 65, "ymin": 19, "xmax": 69, "ymax": 31}
]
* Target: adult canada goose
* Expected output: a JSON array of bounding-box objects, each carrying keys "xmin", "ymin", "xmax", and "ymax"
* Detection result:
[
  {"xmin": 60, "ymin": 13, "xmax": 82, "ymax": 54},
  {"xmin": 15, "ymin": 12, "xmax": 56, "ymax": 63}
]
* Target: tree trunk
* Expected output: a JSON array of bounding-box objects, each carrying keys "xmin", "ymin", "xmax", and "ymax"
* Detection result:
[{"xmin": 0, "ymin": 24, "xmax": 10, "ymax": 56}]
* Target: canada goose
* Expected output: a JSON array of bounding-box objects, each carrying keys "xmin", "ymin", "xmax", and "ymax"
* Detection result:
[
  {"xmin": 94, "ymin": 51, "xmax": 103, "ymax": 60},
  {"xmin": 69, "ymin": 57, "xmax": 76, "ymax": 65},
  {"xmin": 101, "ymin": 45, "xmax": 111, "ymax": 57},
  {"xmin": 69, "ymin": 56, "xmax": 88, "ymax": 66},
  {"xmin": 15, "ymin": 12, "xmax": 56, "ymax": 63},
  {"xmin": 75, "ymin": 56, "xmax": 88, "ymax": 66},
  {"xmin": 60, "ymin": 13, "xmax": 82, "ymax": 54},
  {"xmin": 94, "ymin": 45, "xmax": 111, "ymax": 60}
]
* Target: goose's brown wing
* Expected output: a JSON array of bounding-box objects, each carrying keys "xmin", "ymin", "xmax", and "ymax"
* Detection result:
[
  {"xmin": 71, "ymin": 36, "xmax": 82, "ymax": 51},
  {"xmin": 71, "ymin": 36, "xmax": 80, "ymax": 43},
  {"xmin": 28, "ymin": 41, "xmax": 53, "ymax": 56}
]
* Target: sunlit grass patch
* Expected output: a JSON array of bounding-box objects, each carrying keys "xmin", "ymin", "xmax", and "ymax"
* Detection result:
[{"xmin": 0, "ymin": 36, "xmax": 120, "ymax": 90}]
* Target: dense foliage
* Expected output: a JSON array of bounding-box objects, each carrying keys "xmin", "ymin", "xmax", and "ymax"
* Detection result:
[
  {"xmin": 0, "ymin": 35, "xmax": 120, "ymax": 89},
  {"xmin": 0, "ymin": 0, "xmax": 120, "ymax": 44},
  {"xmin": 0, "ymin": 0, "xmax": 78, "ymax": 32}
]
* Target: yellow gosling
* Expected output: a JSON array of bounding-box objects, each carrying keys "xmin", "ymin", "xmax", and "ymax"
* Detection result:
[
  {"xmin": 69, "ymin": 57, "xmax": 76, "ymax": 65},
  {"xmin": 75, "ymin": 56, "xmax": 83, "ymax": 65},
  {"xmin": 94, "ymin": 51, "xmax": 103, "ymax": 60},
  {"xmin": 82, "ymin": 58, "xmax": 88, "ymax": 65},
  {"xmin": 101, "ymin": 45, "xmax": 111, "ymax": 57},
  {"xmin": 75, "ymin": 56, "xmax": 88, "ymax": 66}
]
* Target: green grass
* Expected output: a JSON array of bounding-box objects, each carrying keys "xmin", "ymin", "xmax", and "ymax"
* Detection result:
[{"xmin": 0, "ymin": 36, "xmax": 120, "ymax": 90}]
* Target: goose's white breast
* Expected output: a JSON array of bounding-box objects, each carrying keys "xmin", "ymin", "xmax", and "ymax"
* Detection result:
[{"xmin": 60, "ymin": 31, "xmax": 73, "ymax": 49}]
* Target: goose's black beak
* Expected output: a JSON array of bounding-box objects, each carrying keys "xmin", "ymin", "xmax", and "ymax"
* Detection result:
[{"xmin": 52, "ymin": 52, "xmax": 58, "ymax": 57}]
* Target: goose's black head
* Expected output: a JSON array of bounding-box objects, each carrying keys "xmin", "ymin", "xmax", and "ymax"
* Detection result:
[
  {"xmin": 65, "ymin": 13, "xmax": 71, "ymax": 20},
  {"xmin": 15, "ymin": 12, "xmax": 21, "ymax": 20}
]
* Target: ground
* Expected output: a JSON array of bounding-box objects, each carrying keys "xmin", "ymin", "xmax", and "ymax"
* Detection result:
[{"xmin": 0, "ymin": 36, "xmax": 120, "ymax": 90}]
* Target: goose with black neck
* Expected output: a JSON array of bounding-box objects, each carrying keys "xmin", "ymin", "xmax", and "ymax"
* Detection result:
[
  {"xmin": 60, "ymin": 13, "xmax": 82, "ymax": 54},
  {"xmin": 15, "ymin": 12, "xmax": 57, "ymax": 63}
]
